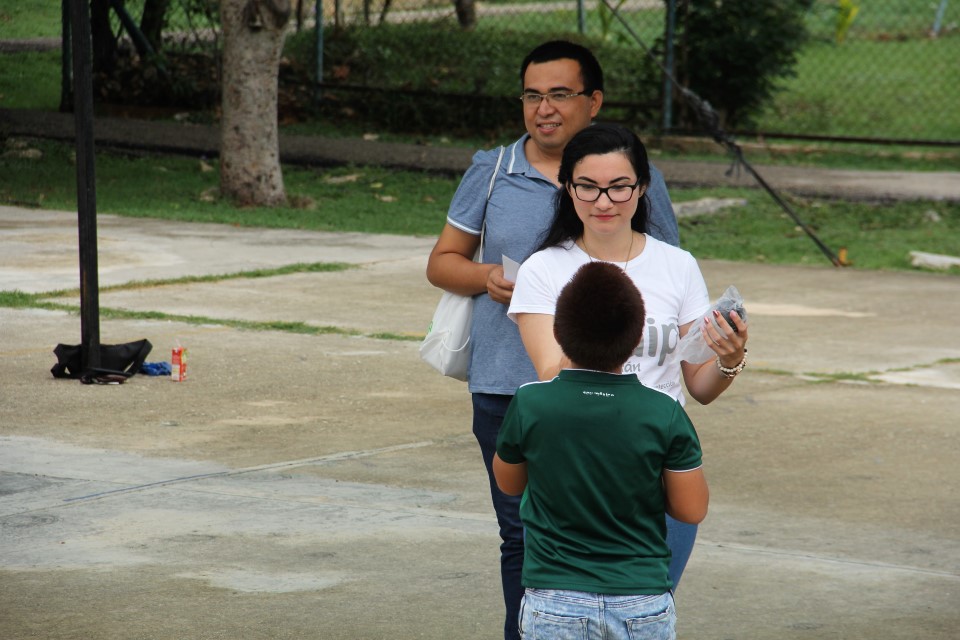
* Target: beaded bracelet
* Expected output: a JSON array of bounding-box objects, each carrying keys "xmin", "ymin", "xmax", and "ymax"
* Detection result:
[{"xmin": 717, "ymin": 348, "xmax": 748, "ymax": 379}]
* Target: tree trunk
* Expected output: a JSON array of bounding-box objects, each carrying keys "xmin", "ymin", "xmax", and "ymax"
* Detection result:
[
  {"xmin": 140, "ymin": 0, "xmax": 171, "ymax": 52},
  {"xmin": 90, "ymin": 0, "xmax": 118, "ymax": 76},
  {"xmin": 219, "ymin": 0, "xmax": 290, "ymax": 207},
  {"xmin": 379, "ymin": 0, "xmax": 394, "ymax": 25},
  {"xmin": 453, "ymin": 0, "xmax": 476, "ymax": 29}
]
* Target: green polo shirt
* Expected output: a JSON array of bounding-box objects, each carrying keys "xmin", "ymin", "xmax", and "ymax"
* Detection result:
[{"xmin": 496, "ymin": 369, "xmax": 702, "ymax": 594}]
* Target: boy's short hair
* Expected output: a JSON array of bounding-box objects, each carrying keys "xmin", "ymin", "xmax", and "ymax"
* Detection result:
[
  {"xmin": 554, "ymin": 262, "xmax": 645, "ymax": 372},
  {"xmin": 520, "ymin": 40, "xmax": 604, "ymax": 94}
]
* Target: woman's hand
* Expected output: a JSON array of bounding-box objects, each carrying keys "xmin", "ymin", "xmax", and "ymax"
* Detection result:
[
  {"xmin": 701, "ymin": 309, "xmax": 748, "ymax": 367},
  {"xmin": 682, "ymin": 310, "xmax": 749, "ymax": 404}
]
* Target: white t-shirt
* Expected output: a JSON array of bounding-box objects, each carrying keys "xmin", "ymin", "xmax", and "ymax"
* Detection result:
[{"xmin": 508, "ymin": 235, "xmax": 710, "ymax": 403}]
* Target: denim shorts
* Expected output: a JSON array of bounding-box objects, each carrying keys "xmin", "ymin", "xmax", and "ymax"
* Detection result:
[{"xmin": 519, "ymin": 589, "xmax": 676, "ymax": 640}]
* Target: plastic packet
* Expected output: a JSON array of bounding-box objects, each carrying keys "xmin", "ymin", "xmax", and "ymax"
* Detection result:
[{"xmin": 678, "ymin": 285, "xmax": 747, "ymax": 364}]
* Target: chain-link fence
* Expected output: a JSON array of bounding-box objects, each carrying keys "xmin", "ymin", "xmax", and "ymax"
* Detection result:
[
  {"xmin": 95, "ymin": 0, "xmax": 959, "ymax": 144},
  {"xmin": 752, "ymin": 0, "xmax": 959, "ymax": 144}
]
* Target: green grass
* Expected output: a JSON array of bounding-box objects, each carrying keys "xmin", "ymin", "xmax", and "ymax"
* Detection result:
[
  {"xmin": 757, "ymin": 38, "xmax": 960, "ymax": 141},
  {"xmin": 476, "ymin": 6, "xmax": 667, "ymax": 44},
  {"xmin": 0, "ymin": 0, "xmax": 218, "ymax": 41},
  {"xmin": 675, "ymin": 187, "xmax": 960, "ymax": 271},
  {"xmin": 647, "ymin": 140, "xmax": 960, "ymax": 173},
  {"xmin": 0, "ymin": 263, "xmax": 431, "ymax": 341},
  {"xmin": 275, "ymin": 116, "xmax": 960, "ymax": 172},
  {"xmin": 0, "ymin": 1, "xmax": 62, "ymax": 39},
  {"xmin": 42, "ymin": 262, "xmax": 355, "ymax": 299},
  {"xmin": 0, "ymin": 289, "xmax": 376, "ymax": 339},
  {"xmin": 275, "ymin": 121, "xmax": 960, "ymax": 173},
  {"xmin": 0, "ymin": 51, "xmax": 60, "ymax": 109},
  {"xmin": 0, "ymin": 140, "xmax": 455, "ymax": 235},
  {"xmin": 805, "ymin": 0, "xmax": 947, "ymax": 41},
  {"xmin": 804, "ymin": 371, "xmax": 879, "ymax": 384},
  {"xmin": 2, "ymin": 138, "xmax": 957, "ymax": 275}
]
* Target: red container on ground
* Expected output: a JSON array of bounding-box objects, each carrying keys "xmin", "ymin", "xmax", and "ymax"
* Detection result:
[{"xmin": 171, "ymin": 347, "xmax": 187, "ymax": 381}]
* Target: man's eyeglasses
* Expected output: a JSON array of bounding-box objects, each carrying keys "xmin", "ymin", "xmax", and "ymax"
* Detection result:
[
  {"xmin": 519, "ymin": 92, "xmax": 586, "ymax": 106},
  {"xmin": 571, "ymin": 182, "xmax": 641, "ymax": 203}
]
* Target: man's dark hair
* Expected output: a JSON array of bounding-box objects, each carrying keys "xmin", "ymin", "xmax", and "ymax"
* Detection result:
[
  {"xmin": 539, "ymin": 122, "xmax": 653, "ymax": 251},
  {"xmin": 520, "ymin": 40, "xmax": 604, "ymax": 94},
  {"xmin": 554, "ymin": 262, "xmax": 645, "ymax": 373}
]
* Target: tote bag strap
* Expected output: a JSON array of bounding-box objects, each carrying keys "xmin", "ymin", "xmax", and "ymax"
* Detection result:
[{"xmin": 478, "ymin": 145, "xmax": 505, "ymax": 263}]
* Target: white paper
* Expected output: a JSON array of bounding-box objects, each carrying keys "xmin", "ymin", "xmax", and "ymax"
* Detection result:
[{"xmin": 502, "ymin": 255, "xmax": 521, "ymax": 283}]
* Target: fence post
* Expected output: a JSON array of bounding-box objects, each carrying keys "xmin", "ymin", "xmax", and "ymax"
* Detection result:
[
  {"xmin": 661, "ymin": 0, "xmax": 676, "ymax": 133},
  {"xmin": 60, "ymin": 0, "xmax": 73, "ymax": 112},
  {"xmin": 931, "ymin": 0, "xmax": 949, "ymax": 36},
  {"xmin": 315, "ymin": 0, "xmax": 324, "ymax": 97}
]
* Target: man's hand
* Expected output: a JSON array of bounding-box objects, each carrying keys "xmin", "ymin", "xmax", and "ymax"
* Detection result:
[{"xmin": 486, "ymin": 265, "xmax": 515, "ymax": 305}]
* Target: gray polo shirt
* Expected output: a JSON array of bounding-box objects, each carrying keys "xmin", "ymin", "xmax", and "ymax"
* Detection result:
[{"xmin": 446, "ymin": 134, "xmax": 678, "ymax": 395}]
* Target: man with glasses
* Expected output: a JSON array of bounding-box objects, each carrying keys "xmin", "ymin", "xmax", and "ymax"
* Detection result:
[{"xmin": 426, "ymin": 40, "xmax": 680, "ymax": 640}]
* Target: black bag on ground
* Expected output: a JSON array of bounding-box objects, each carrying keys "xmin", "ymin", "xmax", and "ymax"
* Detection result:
[{"xmin": 51, "ymin": 339, "xmax": 153, "ymax": 382}]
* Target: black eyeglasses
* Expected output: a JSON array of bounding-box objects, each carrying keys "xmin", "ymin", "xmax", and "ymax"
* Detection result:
[
  {"xmin": 571, "ymin": 182, "xmax": 641, "ymax": 203},
  {"xmin": 518, "ymin": 92, "xmax": 586, "ymax": 106}
]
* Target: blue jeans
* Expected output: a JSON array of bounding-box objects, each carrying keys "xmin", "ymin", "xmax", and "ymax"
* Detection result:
[
  {"xmin": 664, "ymin": 516, "xmax": 697, "ymax": 589},
  {"xmin": 473, "ymin": 393, "xmax": 525, "ymax": 640},
  {"xmin": 472, "ymin": 393, "xmax": 696, "ymax": 640},
  {"xmin": 519, "ymin": 589, "xmax": 676, "ymax": 640}
]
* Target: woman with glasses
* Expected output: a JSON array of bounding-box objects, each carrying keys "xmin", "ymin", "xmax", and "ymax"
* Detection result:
[
  {"xmin": 512, "ymin": 122, "xmax": 748, "ymax": 401},
  {"xmin": 508, "ymin": 123, "xmax": 749, "ymax": 591},
  {"xmin": 507, "ymin": 124, "xmax": 747, "ymax": 416}
]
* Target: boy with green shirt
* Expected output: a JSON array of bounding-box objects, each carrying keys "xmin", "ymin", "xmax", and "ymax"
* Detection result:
[{"xmin": 493, "ymin": 261, "xmax": 709, "ymax": 640}]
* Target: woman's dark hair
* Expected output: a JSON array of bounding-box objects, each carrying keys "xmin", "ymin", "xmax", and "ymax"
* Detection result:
[
  {"xmin": 520, "ymin": 40, "xmax": 604, "ymax": 94},
  {"xmin": 538, "ymin": 123, "xmax": 653, "ymax": 251},
  {"xmin": 554, "ymin": 262, "xmax": 646, "ymax": 372}
]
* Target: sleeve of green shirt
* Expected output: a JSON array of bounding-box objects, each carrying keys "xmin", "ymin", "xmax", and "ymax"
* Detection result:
[
  {"xmin": 495, "ymin": 394, "xmax": 527, "ymax": 465},
  {"xmin": 664, "ymin": 401, "xmax": 703, "ymax": 472}
]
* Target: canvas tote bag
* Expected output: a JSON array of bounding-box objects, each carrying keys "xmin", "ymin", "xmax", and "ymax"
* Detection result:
[{"xmin": 419, "ymin": 146, "xmax": 505, "ymax": 381}]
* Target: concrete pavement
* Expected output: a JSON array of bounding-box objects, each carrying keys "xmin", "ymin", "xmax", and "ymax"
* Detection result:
[{"xmin": 1, "ymin": 202, "xmax": 958, "ymax": 639}]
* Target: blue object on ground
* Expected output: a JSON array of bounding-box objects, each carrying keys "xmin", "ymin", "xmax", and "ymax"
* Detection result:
[{"xmin": 140, "ymin": 361, "xmax": 172, "ymax": 376}]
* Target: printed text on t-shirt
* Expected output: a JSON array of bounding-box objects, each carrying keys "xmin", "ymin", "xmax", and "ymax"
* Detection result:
[{"xmin": 624, "ymin": 317, "xmax": 679, "ymax": 368}]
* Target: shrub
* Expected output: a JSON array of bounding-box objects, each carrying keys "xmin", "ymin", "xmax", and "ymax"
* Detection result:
[
  {"xmin": 284, "ymin": 23, "xmax": 662, "ymax": 137},
  {"xmin": 672, "ymin": 0, "xmax": 814, "ymax": 131}
]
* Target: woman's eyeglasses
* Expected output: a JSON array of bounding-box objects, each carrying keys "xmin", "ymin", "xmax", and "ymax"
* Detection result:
[{"xmin": 570, "ymin": 182, "xmax": 641, "ymax": 203}]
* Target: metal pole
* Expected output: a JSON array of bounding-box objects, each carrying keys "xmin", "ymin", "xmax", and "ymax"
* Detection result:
[
  {"xmin": 69, "ymin": 0, "xmax": 101, "ymax": 371},
  {"xmin": 60, "ymin": 0, "xmax": 73, "ymax": 112},
  {"xmin": 931, "ymin": 0, "xmax": 949, "ymax": 36},
  {"xmin": 316, "ymin": 0, "xmax": 324, "ymax": 93},
  {"xmin": 662, "ymin": 0, "xmax": 676, "ymax": 133},
  {"xmin": 577, "ymin": 0, "xmax": 586, "ymax": 35}
]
